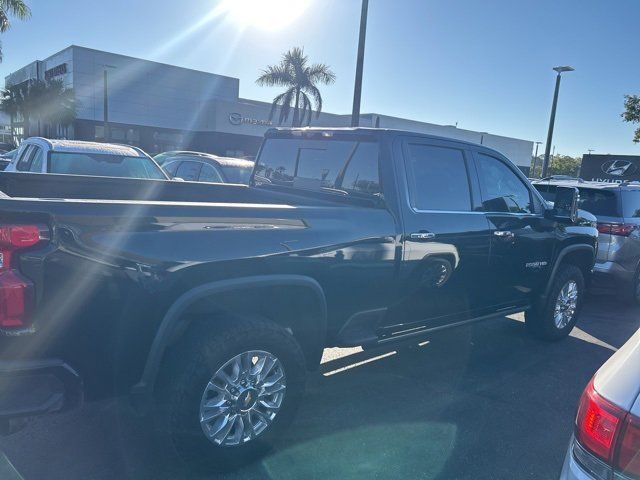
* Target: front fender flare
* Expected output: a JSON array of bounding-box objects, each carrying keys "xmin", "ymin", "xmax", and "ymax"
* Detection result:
[{"xmin": 542, "ymin": 244, "xmax": 595, "ymax": 301}]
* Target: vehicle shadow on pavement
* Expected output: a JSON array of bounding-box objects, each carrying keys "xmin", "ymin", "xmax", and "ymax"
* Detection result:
[{"xmin": 0, "ymin": 298, "xmax": 636, "ymax": 480}]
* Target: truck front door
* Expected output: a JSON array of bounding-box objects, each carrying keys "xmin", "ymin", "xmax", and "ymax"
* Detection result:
[{"xmin": 472, "ymin": 151, "xmax": 555, "ymax": 307}]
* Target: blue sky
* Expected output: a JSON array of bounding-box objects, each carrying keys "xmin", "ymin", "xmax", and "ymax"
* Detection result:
[{"xmin": 0, "ymin": 0, "xmax": 638, "ymax": 156}]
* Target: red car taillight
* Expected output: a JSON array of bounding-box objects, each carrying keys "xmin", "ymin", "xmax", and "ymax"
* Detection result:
[
  {"xmin": 575, "ymin": 378, "xmax": 640, "ymax": 479},
  {"xmin": 616, "ymin": 414, "xmax": 640, "ymax": 479},
  {"xmin": 0, "ymin": 225, "xmax": 42, "ymax": 329},
  {"xmin": 597, "ymin": 222, "xmax": 637, "ymax": 236}
]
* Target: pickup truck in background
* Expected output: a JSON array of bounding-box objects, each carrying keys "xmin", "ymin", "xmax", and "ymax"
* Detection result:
[{"xmin": 0, "ymin": 128, "xmax": 597, "ymax": 469}]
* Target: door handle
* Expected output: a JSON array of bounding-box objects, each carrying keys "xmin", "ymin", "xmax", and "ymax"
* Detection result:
[
  {"xmin": 493, "ymin": 230, "xmax": 515, "ymax": 239},
  {"xmin": 409, "ymin": 232, "xmax": 436, "ymax": 241}
]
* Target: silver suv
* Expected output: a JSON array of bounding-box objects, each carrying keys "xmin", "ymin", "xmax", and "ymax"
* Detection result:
[{"xmin": 533, "ymin": 178, "xmax": 640, "ymax": 303}]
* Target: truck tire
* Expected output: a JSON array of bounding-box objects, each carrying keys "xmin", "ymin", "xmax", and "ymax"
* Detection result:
[
  {"xmin": 525, "ymin": 264, "xmax": 585, "ymax": 341},
  {"xmin": 156, "ymin": 316, "xmax": 306, "ymax": 471}
]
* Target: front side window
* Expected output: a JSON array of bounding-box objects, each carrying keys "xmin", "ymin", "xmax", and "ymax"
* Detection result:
[
  {"xmin": 404, "ymin": 144, "xmax": 471, "ymax": 211},
  {"xmin": 163, "ymin": 160, "xmax": 180, "ymax": 177},
  {"xmin": 476, "ymin": 153, "xmax": 532, "ymax": 214},
  {"xmin": 29, "ymin": 147, "xmax": 44, "ymax": 172},
  {"xmin": 199, "ymin": 163, "xmax": 225, "ymax": 183},
  {"xmin": 48, "ymin": 152, "xmax": 166, "ymax": 179},
  {"xmin": 175, "ymin": 161, "xmax": 202, "ymax": 181}
]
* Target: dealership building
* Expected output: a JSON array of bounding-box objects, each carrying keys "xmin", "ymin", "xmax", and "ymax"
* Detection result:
[{"xmin": 5, "ymin": 45, "xmax": 534, "ymax": 169}]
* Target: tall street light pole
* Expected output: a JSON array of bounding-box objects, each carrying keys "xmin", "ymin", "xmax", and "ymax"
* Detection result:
[
  {"xmin": 542, "ymin": 65, "xmax": 574, "ymax": 177},
  {"xmin": 533, "ymin": 141, "xmax": 542, "ymax": 177},
  {"xmin": 351, "ymin": 0, "xmax": 369, "ymax": 127}
]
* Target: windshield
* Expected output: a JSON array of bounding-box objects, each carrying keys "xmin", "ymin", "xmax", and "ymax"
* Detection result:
[
  {"xmin": 535, "ymin": 184, "xmax": 620, "ymax": 217},
  {"xmin": 49, "ymin": 152, "xmax": 167, "ymax": 179}
]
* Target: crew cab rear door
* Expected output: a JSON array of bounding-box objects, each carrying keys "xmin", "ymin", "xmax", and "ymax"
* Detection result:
[
  {"xmin": 471, "ymin": 150, "xmax": 555, "ymax": 307},
  {"xmin": 381, "ymin": 137, "xmax": 494, "ymax": 333}
]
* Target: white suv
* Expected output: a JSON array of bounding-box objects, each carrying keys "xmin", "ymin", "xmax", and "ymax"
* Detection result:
[{"xmin": 5, "ymin": 137, "xmax": 168, "ymax": 180}]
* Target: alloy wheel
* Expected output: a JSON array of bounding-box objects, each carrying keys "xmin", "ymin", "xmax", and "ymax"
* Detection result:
[
  {"xmin": 553, "ymin": 280, "xmax": 579, "ymax": 329},
  {"xmin": 199, "ymin": 350, "xmax": 286, "ymax": 447}
]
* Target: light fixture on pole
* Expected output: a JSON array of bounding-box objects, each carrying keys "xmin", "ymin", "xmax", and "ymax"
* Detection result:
[{"xmin": 541, "ymin": 66, "xmax": 574, "ymax": 177}]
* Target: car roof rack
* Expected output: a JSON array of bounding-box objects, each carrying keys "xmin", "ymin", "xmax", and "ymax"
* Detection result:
[{"xmin": 538, "ymin": 175, "xmax": 584, "ymax": 182}]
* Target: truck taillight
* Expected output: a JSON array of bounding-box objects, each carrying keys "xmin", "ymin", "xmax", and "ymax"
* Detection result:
[
  {"xmin": 0, "ymin": 225, "xmax": 43, "ymax": 329},
  {"xmin": 575, "ymin": 378, "xmax": 640, "ymax": 479}
]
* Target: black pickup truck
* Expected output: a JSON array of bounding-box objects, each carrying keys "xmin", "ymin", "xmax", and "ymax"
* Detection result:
[{"xmin": 0, "ymin": 128, "xmax": 597, "ymax": 467}]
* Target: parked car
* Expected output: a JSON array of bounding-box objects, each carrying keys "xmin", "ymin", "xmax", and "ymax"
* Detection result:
[
  {"xmin": 0, "ymin": 149, "xmax": 17, "ymax": 160},
  {"xmin": 5, "ymin": 137, "xmax": 168, "ymax": 180},
  {"xmin": 155, "ymin": 150, "xmax": 254, "ymax": 184},
  {"xmin": 533, "ymin": 178, "xmax": 640, "ymax": 303},
  {"xmin": 0, "ymin": 128, "xmax": 597, "ymax": 468},
  {"xmin": 560, "ymin": 327, "xmax": 640, "ymax": 480}
]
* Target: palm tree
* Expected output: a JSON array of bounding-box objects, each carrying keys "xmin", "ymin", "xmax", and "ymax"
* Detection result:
[
  {"xmin": 0, "ymin": 79, "xmax": 76, "ymax": 140},
  {"xmin": 0, "ymin": 0, "xmax": 32, "ymax": 62},
  {"xmin": 256, "ymin": 47, "xmax": 336, "ymax": 127}
]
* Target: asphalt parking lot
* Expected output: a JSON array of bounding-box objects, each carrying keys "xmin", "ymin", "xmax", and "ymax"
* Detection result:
[{"xmin": 1, "ymin": 295, "xmax": 638, "ymax": 480}]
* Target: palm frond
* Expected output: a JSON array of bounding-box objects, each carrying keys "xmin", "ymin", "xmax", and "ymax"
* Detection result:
[
  {"xmin": 256, "ymin": 64, "xmax": 294, "ymax": 87},
  {"xmin": 306, "ymin": 63, "xmax": 336, "ymax": 85},
  {"xmin": 0, "ymin": 0, "xmax": 31, "ymax": 19},
  {"xmin": 277, "ymin": 87, "xmax": 295, "ymax": 125},
  {"xmin": 268, "ymin": 91, "xmax": 288, "ymax": 121},
  {"xmin": 299, "ymin": 92, "xmax": 313, "ymax": 126},
  {"xmin": 0, "ymin": 10, "xmax": 9, "ymax": 32},
  {"xmin": 304, "ymin": 85, "xmax": 323, "ymax": 118}
]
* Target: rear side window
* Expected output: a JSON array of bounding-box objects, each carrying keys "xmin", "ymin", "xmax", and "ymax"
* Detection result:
[
  {"xmin": 404, "ymin": 144, "xmax": 471, "ymax": 211},
  {"xmin": 621, "ymin": 190, "xmax": 640, "ymax": 218},
  {"xmin": 578, "ymin": 188, "xmax": 619, "ymax": 217},
  {"xmin": 15, "ymin": 145, "xmax": 34, "ymax": 171},
  {"xmin": 254, "ymin": 137, "xmax": 381, "ymax": 198}
]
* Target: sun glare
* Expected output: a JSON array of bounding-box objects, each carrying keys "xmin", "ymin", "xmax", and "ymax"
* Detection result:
[{"xmin": 220, "ymin": 0, "xmax": 311, "ymax": 31}]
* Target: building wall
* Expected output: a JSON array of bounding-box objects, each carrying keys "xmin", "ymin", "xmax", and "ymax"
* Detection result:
[
  {"xmin": 70, "ymin": 46, "xmax": 238, "ymax": 131},
  {"xmin": 5, "ymin": 46, "xmax": 533, "ymax": 166}
]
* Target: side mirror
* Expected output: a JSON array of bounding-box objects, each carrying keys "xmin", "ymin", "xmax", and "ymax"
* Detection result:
[
  {"xmin": 546, "ymin": 186, "xmax": 578, "ymax": 222},
  {"xmin": 172, "ymin": 177, "xmax": 185, "ymax": 182}
]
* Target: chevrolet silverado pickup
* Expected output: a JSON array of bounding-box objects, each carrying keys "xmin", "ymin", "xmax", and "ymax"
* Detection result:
[{"xmin": 0, "ymin": 128, "xmax": 597, "ymax": 467}]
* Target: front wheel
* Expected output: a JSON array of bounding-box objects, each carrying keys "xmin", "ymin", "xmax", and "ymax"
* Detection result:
[
  {"xmin": 156, "ymin": 317, "xmax": 306, "ymax": 471},
  {"xmin": 525, "ymin": 264, "xmax": 585, "ymax": 340}
]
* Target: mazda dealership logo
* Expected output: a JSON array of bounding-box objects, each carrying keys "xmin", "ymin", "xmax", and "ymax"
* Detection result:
[
  {"xmin": 601, "ymin": 160, "xmax": 636, "ymax": 177},
  {"xmin": 228, "ymin": 112, "xmax": 272, "ymax": 126}
]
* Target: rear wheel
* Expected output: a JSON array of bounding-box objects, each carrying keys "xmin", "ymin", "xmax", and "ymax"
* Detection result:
[
  {"xmin": 156, "ymin": 317, "xmax": 306, "ymax": 471},
  {"xmin": 525, "ymin": 264, "xmax": 584, "ymax": 340},
  {"xmin": 618, "ymin": 268, "xmax": 640, "ymax": 305}
]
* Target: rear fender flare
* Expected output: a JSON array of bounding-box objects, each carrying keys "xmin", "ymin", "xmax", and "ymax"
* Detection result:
[{"xmin": 131, "ymin": 275, "xmax": 327, "ymax": 407}]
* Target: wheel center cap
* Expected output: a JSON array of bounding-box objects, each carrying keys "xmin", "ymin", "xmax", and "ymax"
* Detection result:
[{"xmin": 237, "ymin": 388, "xmax": 258, "ymax": 411}]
